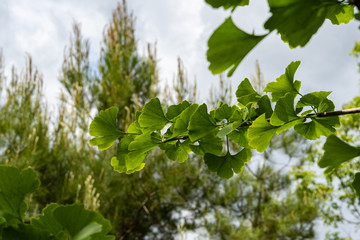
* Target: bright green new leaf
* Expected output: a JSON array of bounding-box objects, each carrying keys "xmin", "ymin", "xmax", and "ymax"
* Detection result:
[
  {"xmin": 164, "ymin": 139, "xmax": 191, "ymax": 163},
  {"xmin": 318, "ymin": 135, "xmax": 360, "ymax": 173},
  {"xmin": 138, "ymin": 98, "xmax": 169, "ymax": 131},
  {"xmin": 264, "ymin": 0, "xmax": 353, "ymax": 48},
  {"xmin": 204, "ymin": 148, "xmax": 252, "ymax": 179},
  {"xmin": 247, "ymin": 114, "xmax": 277, "ymax": 152},
  {"xmin": 276, "ymin": 118, "xmax": 305, "ymax": 135},
  {"xmin": 0, "ymin": 166, "xmax": 40, "ymax": 222},
  {"xmin": 207, "ymin": 17, "xmax": 267, "ymax": 77},
  {"xmin": 352, "ymin": 172, "xmax": 360, "ymax": 198},
  {"xmin": 190, "ymin": 136, "xmax": 223, "ymax": 156},
  {"xmin": 270, "ymin": 92, "xmax": 299, "ymax": 126},
  {"xmin": 263, "ymin": 61, "xmax": 301, "ymax": 102},
  {"xmin": 236, "ymin": 78, "xmax": 261, "ymax": 107},
  {"xmin": 171, "ymin": 104, "xmax": 199, "ymax": 137},
  {"xmin": 205, "ymin": 0, "xmax": 249, "ymax": 10},
  {"xmin": 89, "ymin": 107, "xmax": 125, "ymax": 150},
  {"xmin": 127, "ymin": 132, "xmax": 160, "ymax": 170},
  {"xmin": 318, "ymin": 98, "xmax": 335, "ymax": 113},
  {"xmin": 165, "ymin": 101, "xmax": 191, "ymax": 121},
  {"xmin": 296, "ymin": 91, "xmax": 331, "ymax": 108},
  {"xmin": 217, "ymin": 124, "xmax": 234, "ymax": 138},
  {"xmin": 294, "ymin": 117, "xmax": 339, "ymax": 140},
  {"xmin": 32, "ymin": 203, "xmax": 115, "ymax": 240},
  {"xmin": 189, "ymin": 104, "xmax": 217, "ymax": 141}
]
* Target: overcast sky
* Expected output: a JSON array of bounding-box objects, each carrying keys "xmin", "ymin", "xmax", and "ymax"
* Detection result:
[
  {"xmin": 1, "ymin": 0, "xmax": 359, "ymax": 110},
  {"xmin": 1, "ymin": 1, "xmax": 359, "ymax": 238}
]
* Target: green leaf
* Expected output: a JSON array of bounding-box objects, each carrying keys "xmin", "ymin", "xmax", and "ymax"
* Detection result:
[
  {"xmin": 318, "ymin": 135, "xmax": 360, "ymax": 173},
  {"xmin": 2, "ymin": 224, "xmax": 56, "ymax": 240},
  {"xmin": 205, "ymin": 0, "xmax": 249, "ymax": 10},
  {"xmin": 228, "ymin": 127, "xmax": 250, "ymax": 148},
  {"xmin": 127, "ymin": 132, "xmax": 160, "ymax": 170},
  {"xmin": 215, "ymin": 102, "xmax": 238, "ymax": 122},
  {"xmin": 204, "ymin": 149, "xmax": 252, "ymax": 179},
  {"xmin": 0, "ymin": 166, "xmax": 40, "ymax": 223},
  {"xmin": 89, "ymin": 107, "xmax": 125, "ymax": 150},
  {"xmin": 190, "ymin": 136, "xmax": 223, "ymax": 156},
  {"xmin": 189, "ymin": 104, "xmax": 217, "ymax": 141},
  {"xmin": 171, "ymin": 104, "xmax": 199, "ymax": 137},
  {"xmin": 318, "ymin": 98, "xmax": 335, "ymax": 113},
  {"xmin": 127, "ymin": 111, "xmax": 142, "ymax": 134},
  {"xmin": 32, "ymin": 203, "xmax": 115, "ymax": 240},
  {"xmin": 326, "ymin": 4, "xmax": 354, "ymax": 25},
  {"xmin": 264, "ymin": 0, "xmax": 353, "ymax": 48},
  {"xmin": 296, "ymin": 91, "xmax": 331, "ymax": 108},
  {"xmin": 256, "ymin": 95, "xmax": 273, "ymax": 119},
  {"xmin": 207, "ymin": 17, "xmax": 267, "ymax": 77},
  {"xmin": 270, "ymin": 92, "xmax": 299, "ymax": 126},
  {"xmin": 236, "ymin": 78, "xmax": 261, "ymax": 107},
  {"xmin": 165, "ymin": 101, "xmax": 191, "ymax": 121},
  {"xmin": 263, "ymin": 61, "xmax": 301, "ymax": 102},
  {"xmin": 138, "ymin": 98, "xmax": 169, "ymax": 131},
  {"xmin": 352, "ymin": 172, "xmax": 360, "ymax": 199},
  {"xmin": 217, "ymin": 124, "xmax": 234, "ymax": 138},
  {"xmin": 164, "ymin": 139, "xmax": 191, "ymax": 163},
  {"xmin": 247, "ymin": 114, "xmax": 277, "ymax": 152},
  {"xmin": 294, "ymin": 117, "xmax": 339, "ymax": 140}
]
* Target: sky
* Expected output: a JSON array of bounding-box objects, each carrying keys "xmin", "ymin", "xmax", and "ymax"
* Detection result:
[{"xmin": 0, "ymin": 0, "xmax": 359, "ymax": 238}]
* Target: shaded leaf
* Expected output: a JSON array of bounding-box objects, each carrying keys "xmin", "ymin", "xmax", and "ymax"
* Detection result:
[
  {"xmin": 190, "ymin": 136, "xmax": 223, "ymax": 156},
  {"xmin": 256, "ymin": 95, "xmax": 273, "ymax": 119},
  {"xmin": 207, "ymin": 17, "xmax": 267, "ymax": 76},
  {"xmin": 270, "ymin": 92, "xmax": 299, "ymax": 126},
  {"xmin": 296, "ymin": 91, "xmax": 331, "ymax": 108},
  {"xmin": 294, "ymin": 117, "xmax": 339, "ymax": 140},
  {"xmin": 89, "ymin": 107, "xmax": 125, "ymax": 150},
  {"xmin": 165, "ymin": 101, "xmax": 191, "ymax": 121},
  {"xmin": 204, "ymin": 148, "xmax": 252, "ymax": 179},
  {"xmin": 352, "ymin": 173, "xmax": 360, "ymax": 198},
  {"xmin": 215, "ymin": 102, "xmax": 238, "ymax": 122},
  {"xmin": 164, "ymin": 139, "xmax": 191, "ymax": 163},
  {"xmin": 189, "ymin": 104, "xmax": 217, "ymax": 141},
  {"xmin": 318, "ymin": 135, "xmax": 360, "ymax": 173},
  {"xmin": 171, "ymin": 104, "xmax": 199, "ymax": 137},
  {"xmin": 228, "ymin": 126, "xmax": 250, "ymax": 148},
  {"xmin": 205, "ymin": 0, "xmax": 249, "ymax": 10}
]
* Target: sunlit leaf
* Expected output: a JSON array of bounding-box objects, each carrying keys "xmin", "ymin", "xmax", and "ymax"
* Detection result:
[
  {"xmin": 236, "ymin": 78, "xmax": 261, "ymax": 108},
  {"xmin": 204, "ymin": 148, "xmax": 252, "ymax": 179},
  {"xmin": 247, "ymin": 114, "xmax": 277, "ymax": 152},
  {"xmin": 207, "ymin": 17, "xmax": 267, "ymax": 77},
  {"xmin": 89, "ymin": 107, "xmax": 125, "ymax": 150},
  {"xmin": 263, "ymin": 61, "xmax": 301, "ymax": 102},
  {"xmin": 138, "ymin": 98, "xmax": 169, "ymax": 131}
]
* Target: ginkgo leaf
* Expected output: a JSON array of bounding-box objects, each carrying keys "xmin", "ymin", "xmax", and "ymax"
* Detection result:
[
  {"xmin": 111, "ymin": 135, "xmax": 136, "ymax": 174},
  {"xmin": 0, "ymin": 166, "xmax": 40, "ymax": 223},
  {"xmin": 236, "ymin": 78, "xmax": 261, "ymax": 108},
  {"xmin": 164, "ymin": 139, "xmax": 191, "ymax": 163},
  {"xmin": 171, "ymin": 104, "xmax": 199, "ymax": 137},
  {"xmin": 270, "ymin": 92, "xmax": 299, "ymax": 126},
  {"xmin": 294, "ymin": 117, "xmax": 339, "ymax": 140},
  {"xmin": 190, "ymin": 136, "xmax": 223, "ymax": 156},
  {"xmin": 32, "ymin": 203, "xmax": 115, "ymax": 240},
  {"xmin": 352, "ymin": 173, "xmax": 360, "ymax": 198},
  {"xmin": 217, "ymin": 124, "xmax": 234, "ymax": 138},
  {"xmin": 256, "ymin": 95, "xmax": 273, "ymax": 119},
  {"xmin": 165, "ymin": 101, "xmax": 191, "ymax": 121},
  {"xmin": 207, "ymin": 17, "xmax": 267, "ymax": 77},
  {"xmin": 204, "ymin": 148, "xmax": 252, "ymax": 179},
  {"xmin": 189, "ymin": 104, "xmax": 217, "ymax": 141},
  {"xmin": 318, "ymin": 98, "xmax": 335, "ymax": 113},
  {"xmin": 205, "ymin": 0, "xmax": 249, "ymax": 10},
  {"xmin": 264, "ymin": 0, "xmax": 353, "ymax": 48},
  {"xmin": 127, "ymin": 111, "xmax": 143, "ymax": 134},
  {"xmin": 138, "ymin": 98, "xmax": 169, "ymax": 131},
  {"xmin": 318, "ymin": 135, "xmax": 360, "ymax": 173},
  {"xmin": 247, "ymin": 114, "xmax": 277, "ymax": 152},
  {"xmin": 264, "ymin": 61, "xmax": 301, "ymax": 102},
  {"xmin": 215, "ymin": 102, "xmax": 238, "ymax": 122},
  {"xmin": 89, "ymin": 107, "xmax": 125, "ymax": 150},
  {"xmin": 228, "ymin": 127, "xmax": 250, "ymax": 148},
  {"xmin": 296, "ymin": 91, "xmax": 332, "ymax": 108}
]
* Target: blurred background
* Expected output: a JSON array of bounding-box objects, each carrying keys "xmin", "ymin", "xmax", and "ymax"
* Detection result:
[{"xmin": 0, "ymin": 1, "xmax": 359, "ymax": 239}]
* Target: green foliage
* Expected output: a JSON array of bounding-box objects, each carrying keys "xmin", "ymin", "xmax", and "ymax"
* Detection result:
[
  {"xmin": 205, "ymin": 0, "xmax": 249, "ymax": 10},
  {"xmin": 0, "ymin": 165, "xmax": 115, "ymax": 240},
  {"xmin": 206, "ymin": 0, "xmax": 355, "ymax": 76},
  {"xmin": 90, "ymin": 61, "xmax": 342, "ymax": 179}
]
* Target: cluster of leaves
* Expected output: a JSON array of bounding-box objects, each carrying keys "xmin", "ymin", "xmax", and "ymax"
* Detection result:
[
  {"xmin": 89, "ymin": 61, "xmax": 346, "ymax": 181},
  {"xmin": 206, "ymin": 0, "xmax": 356, "ymax": 76},
  {"xmin": 0, "ymin": 165, "xmax": 115, "ymax": 239}
]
